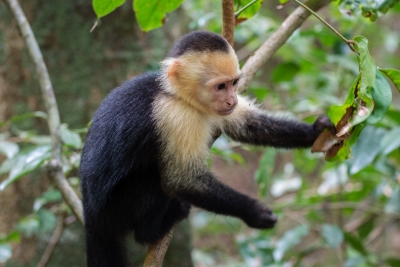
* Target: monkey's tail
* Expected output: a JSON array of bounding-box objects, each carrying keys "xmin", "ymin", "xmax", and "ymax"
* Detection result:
[{"xmin": 85, "ymin": 229, "xmax": 127, "ymax": 267}]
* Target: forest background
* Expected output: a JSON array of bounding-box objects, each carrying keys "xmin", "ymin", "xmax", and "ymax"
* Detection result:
[{"xmin": 0, "ymin": 0, "xmax": 400, "ymax": 266}]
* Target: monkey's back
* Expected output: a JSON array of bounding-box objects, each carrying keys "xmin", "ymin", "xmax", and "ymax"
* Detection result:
[{"xmin": 80, "ymin": 72, "xmax": 164, "ymax": 230}]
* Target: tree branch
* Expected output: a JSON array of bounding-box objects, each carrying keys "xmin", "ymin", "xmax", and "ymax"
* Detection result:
[
  {"xmin": 36, "ymin": 213, "xmax": 66, "ymax": 267},
  {"xmin": 238, "ymin": 0, "xmax": 332, "ymax": 93},
  {"xmin": 143, "ymin": 229, "xmax": 174, "ymax": 267},
  {"xmin": 5, "ymin": 0, "xmax": 84, "ymax": 224},
  {"xmin": 222, "ymin": 0, "xmax": 235, "ymax": 46}
]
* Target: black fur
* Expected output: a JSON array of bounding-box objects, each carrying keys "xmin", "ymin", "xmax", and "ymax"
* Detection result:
[
  {"xmin": 169, "ymin": 31, "xmax": 230, "ymax": 58},
  {"xmin": 161, "ymin": 171, "xmax": 277, "ymax": 230},
  {"xmin": 224, "ymin": 113, "xmax": 335, "ymax": 148},
  {"xmin": 80, "ymin": 72, "xmax": 190, "ymax": 267}
]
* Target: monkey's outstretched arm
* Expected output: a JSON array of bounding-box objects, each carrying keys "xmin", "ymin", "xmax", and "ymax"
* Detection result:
[
  {"xmin": 224, "ymin": 111, "xmax": 334, "ymax": 149},
  {"xmin": 162, "ymin": 170, "xmax": 276, "ymax": 229}
]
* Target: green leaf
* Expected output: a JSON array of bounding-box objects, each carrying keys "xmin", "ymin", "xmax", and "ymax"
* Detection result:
[
  {"xmin": 34, "ymin": 187, "xmax": 63, "ymax": 211},
  {"xmin": 133, "ymin": 0, "xmax": 184, "ymax": 32},
  {"xmin": 344, "ymin": 232, "xmax": 368, "ymax": 255},
  {"xmin": 0, "ymin": 111, "xmax": 47, "ymax": 129},
  {"xmin": 0, "ymin": 231, "xmax": 20, "ymax": 243},
  {"xmin": 16, "ymin": 210, "xmax": 56, "ymax": 237},
  {"xmin": 357, "ymin": 217, "xmax": 376, "ymax": 241},
  {"xmin": 37, "ymin": 209, "xmax": 57, "ymax": 234},
  {"xmin": 380, "ymin": 68, "xmax": 400, "ymax": 92},
  {"xmin": 235, "ymin": 0, "xmax": 263, "ymax": 19},
  {"xmin": 0, "ymin": 141, "xmax": 19, "ymax": 159},
  {"xmin": 367, "ymin": 70, "xmax": 392, "ymax": 124},
  {"xmin": 322, "ymin": 224, "xmax": 344, "ymax": 248},
  {"xmin": 271, "ymin": 62, "xmax": 300, "ymax": 83},
  {"xmin": 273, "ymin": 225, "xmax": 309, "ymax": 262},
  {"xmin": 328, "ymin": 73, "xmax": 360, "ymax": 126},
  {"xmin": 349, "ymin": 126, "xmax": 386, "ymax": 174},
  {"xmin": 92, "ymin": 0, "xmax": 125, "ymax": 18},
  {"xmin": 344, "ymin": 36, "xmax": 376, "ymax": 128},
  {"xmin": 354, "ymin": 36, "xmax": 376, "ymax": 94},
  {"xmin": 25, "ymin": 135, "xmax": 51, "ymax": 145},
  {"xmin": 16, "ymin": 217, "xmax": 40, "ymax": 237},
  {"xmin": 380, "ymin": 127, "xmax": 400, "ymax": 155},
  {"xmin": 385, "ymin": 109, "xmax": 400, "ymax": 125},
  {"xmin": 0, "ymin": 244, "xmax": 11, "ymax": 263},
  {"xmin": 327, "ymin": 74, "xmax": 364, "ymax": 162},
  {"xmin": 60, "ymin": 124, "xmax": 82, "ymax": 149},
  {"xmin": 254, "ymin": 149, "xmax": 276, "ymax": 198},
  {"xmin": 0, "ymin": 145, "xmax": 51, "ymax": 192}
]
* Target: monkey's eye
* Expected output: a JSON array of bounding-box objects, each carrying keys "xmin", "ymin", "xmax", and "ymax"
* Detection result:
[
  {"xmin": 233, "ymin": 79, "xmax": 239, "ymax": 86},
  {"xmin": 217, "ymin": 83, "xmax": 226, "ymax": 90}
]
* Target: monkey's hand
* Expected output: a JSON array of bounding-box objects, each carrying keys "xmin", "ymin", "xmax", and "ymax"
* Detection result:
[
  {"xmin": 312, "ymin": 115, "xmax": 336, "ymax": 136},
  {"xmin": 243, "ymin": 203, "xmax": 277, "ymax": 229}
]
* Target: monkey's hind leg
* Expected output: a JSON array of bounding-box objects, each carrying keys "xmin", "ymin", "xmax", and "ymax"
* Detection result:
[
  {"xmin": 134, "ymin": 198, "xmax": 190, "ymax": 244},
  {"xmin": 85, "ymin": 228, "xmax": 127, "ymax": 267}
]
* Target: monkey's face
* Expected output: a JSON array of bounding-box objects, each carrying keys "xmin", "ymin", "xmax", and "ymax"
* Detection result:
[
  {"xmin": 201, "ymin": 51, "xmax": 241, "ymax": 116},
  {"xmin": 205, "ymin": 75, "xmax": 240, "ymax": 116},
  {"xmin": 164, "ymin": 49, "xmax": 241, "ymax": 116}
]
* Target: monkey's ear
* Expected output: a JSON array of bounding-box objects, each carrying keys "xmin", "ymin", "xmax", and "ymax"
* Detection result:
[{"xmin": 167, "ymin": 59, "xmax": 181, "ymax": 80}]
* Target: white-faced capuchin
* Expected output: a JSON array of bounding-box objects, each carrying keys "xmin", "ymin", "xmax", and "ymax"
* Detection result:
[{"xmin": 80, "ymin": 31, "xmax": 335, "ymax": 267}]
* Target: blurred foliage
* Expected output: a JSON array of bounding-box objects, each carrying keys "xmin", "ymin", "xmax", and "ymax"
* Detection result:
[
  {"xmin": 1, "ymin": 0, "xmax": 400, "ymax": 266},
  {"xmin": 0, "ymin": 112, "xmax": 84, "ymax": 265},
  {"xmin": 93, "ymin": 0, "xmax": 263, "ymax": 31},
  {"xmin": 338, "ymin": 0, "xmax": 400, "ymax": 21}
]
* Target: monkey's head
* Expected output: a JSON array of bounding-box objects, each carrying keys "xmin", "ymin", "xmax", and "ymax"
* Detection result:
[{"xmin": 160, "ymin": 31, "xmax": 241, "ymax": 116}]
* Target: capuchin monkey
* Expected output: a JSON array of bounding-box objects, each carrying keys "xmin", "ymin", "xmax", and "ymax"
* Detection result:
[{"xmin": 80, "ymin": 31, "xmax": 334, "ymax": 266}]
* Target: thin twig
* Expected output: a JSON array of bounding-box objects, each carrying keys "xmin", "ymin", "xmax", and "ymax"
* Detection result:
[
  {"xmin": 293, "ymin": 0, "xmax": 357, "ymax": 52},
  {"xmin": 344, "ymin": 214, "xmax": 374, "ymax": 232},
  {"xmin": 235, "ymin": 0, "xmax": 259, "ymax": 18},
  {"xmin": 366, "ymin": 219, "xmax": 397, "ymax": 246},
  {"xmin": 222, "ymin": 0, "xmax": 235, "ymax": 46},
  {"xmin": 90, "ymin": 20, "xmax": 99, "ymax": 33},
  {"xmin": 36, "ymin": 213, "xmax": 66, "ymax": 267},
  {"xmin": 5, "ymin": 0, "xmax": 84, "ymax": 224},
  {"xmin": 237, "ymin": 0, "xmax": 332, "ymax": 93}
]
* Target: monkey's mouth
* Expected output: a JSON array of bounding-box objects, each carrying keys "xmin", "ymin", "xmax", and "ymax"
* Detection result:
[{"xmin": 218, "ymin": 107, "xmax": 235, "ymax": 116}]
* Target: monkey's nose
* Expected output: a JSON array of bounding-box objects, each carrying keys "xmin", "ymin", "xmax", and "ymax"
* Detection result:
[{"xmin": 226, "ymin": 101, "xmax": 237, "ymax": 108}]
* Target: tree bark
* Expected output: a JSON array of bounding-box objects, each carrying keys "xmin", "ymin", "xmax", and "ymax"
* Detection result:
[{"xmin": 222, "ymin": 0, "xmax": 235, "ymax": 46}]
